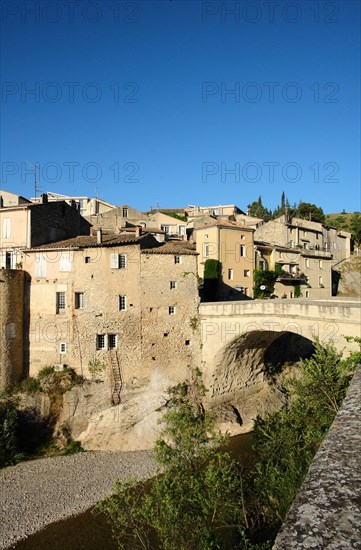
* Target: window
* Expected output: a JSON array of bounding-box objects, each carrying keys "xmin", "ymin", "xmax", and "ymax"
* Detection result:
[
  {"xmin": 305, "ymin": 291, "xmax": 310, "ymax": 298},
  {"xmin": 244, "ymin": 270, "xmax": 250, "ymax": 277},
  {"xmin": 161, "ymin": 225, "xmax": 170, "ymax": 234},
  {"xmin": 170, "ymin": 281, "xmax": 177, "ymax": 289},
  {"xmin": 169, "ymin": 306, "xmax": 176, "ymax": 315},
  {"xmin": 240, "ymin": 245, "xmax": 245, "ymax": 257},
  {"xmin": 35, "ymin": 253, "xmax": 47, "ymax": 278},
  {"xmin": 2, "ymin": 218, "xmax": 11, "ymax": 239},
  {"xmin": 179, "ymin": 225, "xmax": 186, "ymax": 236},
  {"xmin": 56, "ymin": 292, "xmax": 66, "ymax": 314},
  {"xmin": 85, "ymin": 256, "xmax": 91, "ymax": 263},
  {"xmin": 59, "ymin": 252, "xmax": 72, "ymax": 272},
  {"xmin": 305, "ymin": 258, "xmax": 309, "ymax": 268},
  {"xmin": 96, "ymin": 334, "xmax": 106, "ymax": 349},
  {"xmin": 122, "ymin": 207, "xmax": 128, "ymax": 218},
  {"xmin": 59, "ymin": 342, "xmax": 67, "ymax": 354},
  {"xmin": 110, "ymin": 254, "xmax": 127, "ymax": 269},
  {"xmin": 240, "ymin": 235, "xmax": 245, "ymax": 240},
  {"xmin": 75, "ymin": 292, "xmax": 84, "ymax": 309},
  {"xmin": 108, "ymin": 334, "xmax": 117, "ymax": 349},
  {"xmin": 204, "ymin": 234, "xmax": 209, "ymax": 240},
  {"xmin": 119, "ymin": 295, "xmax": 127, "ymax": 311},
  {"xmin": 203, "ymin": 243, "xmax": 209, "ymax": 259},
  {"xmin": 319, "ymin": 260, "xmax": 323, "ymax": 269},
  {"xmin": 319, "ymin": 276, "xmax": 323, "ymax": 286},
  {"xmin": 228, "ymin": 268, "xmax": 233, "ymax": 280},
  {"xmin": 244, "ymin": 288, "xmax": 248, "ymax": 296},
  {"xmin": 290, "ymin": 291, "xmax": 294, "ymax": 298},
  {"xmin": 174, "ymin": 255, "xmax": 181, "ymax": 264}
]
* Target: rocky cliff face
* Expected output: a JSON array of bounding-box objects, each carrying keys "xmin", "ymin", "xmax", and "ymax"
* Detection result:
[
  {"xmin": 335, "ymin": 256, "xmax": 361, "ymax": 297},
  {"xmin": 57, "ymin": 367, "xmax": 176, "ymax": 451}
]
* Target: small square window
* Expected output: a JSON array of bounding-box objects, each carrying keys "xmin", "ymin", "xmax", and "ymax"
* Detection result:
[
  {"xmin": 59, "ymin": 342, "xmax": 67, "ymax": 354},
  {"xmin": 240, "ymin": 235, "xmax": 245, "ymax": 240},
  {"xmin": 169, "ymin": 306, "xmax": 176, "ymax": 315},
  {"xmin": 108, "ymin": 334, "xmax": 117, "ymax": 349},
  {"xmin": 174, "ymin": 256, "xmax": 181, "ymax": 264},
  {"xmin": 97, "ymin": 334, "xmax": 105, "ymax": 350},
  {"xmin": 85, "ymin": 256, "xmax": 91, "ymax": 264},
  {"xmin": 119, "ymin": 295, "xmax": 127, "ymax": 311},
  {"xmin": 75, "ymin": 292, "xmax": 84, "ymax": 309},
  {"xmin": 244, "ymin": 270, "xmax": 250, "ymax": 277},
  {"xmin": 170, "ymin": 281, "xmax": 177, "ymax": 289}
]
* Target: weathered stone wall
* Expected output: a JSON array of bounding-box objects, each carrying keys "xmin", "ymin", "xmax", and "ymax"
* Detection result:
[
  {"xmin": 0, "ymin": 269, "xmax": 24, "ymax": 390},
  {"xmin": 30, "ymin": 202, "xmax": 91, "ymax": 246},
  {"xmin": 273, "ymin": 365, "xmax": 361, "ymax": 549}
]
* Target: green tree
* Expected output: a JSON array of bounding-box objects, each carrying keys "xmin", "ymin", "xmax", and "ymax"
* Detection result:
[
  {"xmin": 98, "ymin": 371, "xmax": 247, "ymax": 550},
  {"xmin": 249, "ymin": 340, "xmax": 360, "ymax": 533},
  {"xmin": 349, "ymin": 212, "xmax": 361, "ymax": 244},
  {"xmin": 247, "ymin": 196, "xmax": 272, "ymax": 221},
  {"xmin": 203, "ymin": 259, "xmax": 221, "ymax": 302},
  {"xmin": 0, "ymin": 401, "xmax": 21, "ymax": 468},
  {"xmin": 296, "ymin": 202, "xmax": 325, "ymax": 223}
]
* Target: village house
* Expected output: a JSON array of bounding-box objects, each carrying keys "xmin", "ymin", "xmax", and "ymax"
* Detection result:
[
  {"xmin": 193, "ymin": 220, "xmax": 255, "ymax": 300},
  {"xmin": 30, "ymin": 191, "xmax": 116, "ymax": 217},
  {"xmin": 0, "ymin": 193, "xmax": 91, "ymax": 269},
  {"xmin": 0, "ymin": 228, "xmax": 200, "ymax": 393},
  {"xmin": 254, "ymin": 215, "xmax": 352, "ymax": 298}
]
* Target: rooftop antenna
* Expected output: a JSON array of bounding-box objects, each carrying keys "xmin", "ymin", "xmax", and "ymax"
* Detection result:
[
  {"xmin": 34, "ymin": 162, "xmax": 40, "ymax": 199},
  {"xmin": 26, "ymin": 160, "xmax": 41, "ymax": 199}
]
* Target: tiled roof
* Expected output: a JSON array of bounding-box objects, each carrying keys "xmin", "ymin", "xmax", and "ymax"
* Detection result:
[
  {"xmin": 29, "ymin": 233, "xmax": 148, "ymax": 250},
  {"xmin": 195, "ymin": 219, "xmax": 254, "ymax": 230},
  {"xmin": 142, "ymin": 241, "xmax": 197, "ymax": 255}
]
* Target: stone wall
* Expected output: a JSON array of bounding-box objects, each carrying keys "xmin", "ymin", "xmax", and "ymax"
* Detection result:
[
  {"xmin": 0, "ymin": 269, "xmax": 24, "ymax": 390},
  {"xmin": 273, "ymin": 366, "xmax": 361, "ymax": 549},
  {"xmin": 30, "ymin": 202, "xmax": 91, "ymax": 247}
]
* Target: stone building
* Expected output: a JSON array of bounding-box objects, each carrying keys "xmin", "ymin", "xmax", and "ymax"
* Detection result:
[
  {"xmin": 0, "ymin": 194, "xmax": 91, "ymax": 269},
  {"xmin": 30, "ymin": 191, "xmax": 116, "ymax": 217},
  {"xmin": 193, "ymin": 220, "xmax": 255, "ymax": 300},
  {"xmin": 254, "ymin": 216, "xmax": 350, "ymax": 298},
  {"xmin": 21, "ymin": 232, "xmax": 200, "ymax": 390}
]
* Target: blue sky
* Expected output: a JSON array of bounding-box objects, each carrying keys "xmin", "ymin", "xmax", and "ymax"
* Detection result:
[{"xmin": 1, "ymin": 0, "xmax": 360, "ymax": 213}]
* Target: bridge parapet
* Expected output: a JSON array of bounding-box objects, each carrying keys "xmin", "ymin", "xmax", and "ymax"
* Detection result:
[
  {"xmin": 273, "ymin": 365, "xmax": 361, "ymax": 549},
  {"xmin": 200, "ymin": 298, "xmax": 361, "ymax": 357}
]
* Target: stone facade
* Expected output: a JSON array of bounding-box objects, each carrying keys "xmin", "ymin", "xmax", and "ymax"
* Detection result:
[
  {"xmin": 194, "ymin": 221, "xmax": 255, "ymax": 299},
  {"xmin": 0, "ymin": 269, "xmax": 24, "ymax": 390}
]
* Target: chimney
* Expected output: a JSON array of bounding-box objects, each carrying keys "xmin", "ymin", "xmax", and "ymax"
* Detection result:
[
  {"xmin": 97, "ymin": 228, "xmax": 102, "ymax": 244},
  {"xmin": 135, "ymin": 226, "xmax": 142, "ymax": 238},
  {"xmin": 40, "ymin": 193, "xmax": 48, "ymax": 204}
]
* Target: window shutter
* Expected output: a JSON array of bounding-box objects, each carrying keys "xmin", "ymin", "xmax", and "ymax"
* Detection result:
[
  {"xmin": 110, "ymin": 253, "xmax": 119, "ymax": 268},
  {"xmin": 10, "ymin": 252, "xmax": 17, "ymax": 269},
  {"xmin": 60, "ymin": 252, "xmax": 72, "ymax": 272},
  {"xmin": 35, "ymin": 253, "xmax": 47, "ymax": 277}
]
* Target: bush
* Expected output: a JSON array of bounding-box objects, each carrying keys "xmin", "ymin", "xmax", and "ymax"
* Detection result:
[{"xmin": 0, "ymin": 401, "xmax": 22, "ymax": 468}]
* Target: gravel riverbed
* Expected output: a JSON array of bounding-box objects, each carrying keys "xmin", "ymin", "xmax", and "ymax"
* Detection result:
[{"xmin": 0, "ymin": 450, "xmax": 157, "ymax": 549}]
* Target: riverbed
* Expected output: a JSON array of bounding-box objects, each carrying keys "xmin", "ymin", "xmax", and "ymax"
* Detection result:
[{"xmin": 11, "ymin": 434, "xmax": 253, "ymax": 550}]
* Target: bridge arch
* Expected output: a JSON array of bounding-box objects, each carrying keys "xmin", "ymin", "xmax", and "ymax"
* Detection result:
[{"xmin": 206, "ymin": 329, "xmax": 315, "ymax": 434}]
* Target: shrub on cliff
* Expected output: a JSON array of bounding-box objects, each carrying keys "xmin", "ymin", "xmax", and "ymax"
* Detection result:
[
  {"xmin": 0, "ymin": 401, "xmax": 22, "ymax": 468},
  {"xmin": 97, "ymin": 370, "xmax": 253, "ymax": 549}
]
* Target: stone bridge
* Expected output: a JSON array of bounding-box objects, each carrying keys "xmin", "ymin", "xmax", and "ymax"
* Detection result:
[{"xmin": 199, "ymin": 298, "xmax": 361, "ymax": 432}]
